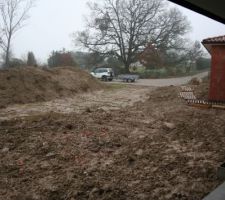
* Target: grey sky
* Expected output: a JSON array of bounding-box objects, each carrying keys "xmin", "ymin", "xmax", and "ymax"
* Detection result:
[{"xmin": 13, "ymin": 0, "xmax": 225, "ymax": 63}]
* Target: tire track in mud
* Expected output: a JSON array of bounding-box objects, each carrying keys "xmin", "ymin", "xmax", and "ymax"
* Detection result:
[{"xmin": 0, "ymin": 86, "xmax": 155, "ymax": 121}]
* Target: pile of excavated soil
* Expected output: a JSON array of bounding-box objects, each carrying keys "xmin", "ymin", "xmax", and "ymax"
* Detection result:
[
  {"xmin": 194, "ymin": 78, "xmax": 210, "ymax": 100},
  {"xmin": 0, "ymin": 82, "xmax": 225, "ymax": 200},
  {"xmin": 0, "ymin": 67, "xmax": 104, "ymax": 108}
]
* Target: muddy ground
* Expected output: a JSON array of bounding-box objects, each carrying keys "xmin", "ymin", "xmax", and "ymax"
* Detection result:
[
  {"xmin": 0, "ymin": 82, "xmax": 225, "ymax": 200},
  {"xmin": 0, "ymin": 85, "xmax": 152, "ymax": 121}
]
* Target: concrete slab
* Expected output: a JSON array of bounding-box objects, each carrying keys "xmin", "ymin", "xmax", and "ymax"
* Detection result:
[{"xmin": 203, "ymin": 182, "xmax": 225, "ymax": 200}]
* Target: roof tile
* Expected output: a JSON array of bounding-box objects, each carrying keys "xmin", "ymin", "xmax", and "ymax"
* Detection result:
[{"xmin": 202, "ymin": 35, "xmax": 225, "ymax": 44}]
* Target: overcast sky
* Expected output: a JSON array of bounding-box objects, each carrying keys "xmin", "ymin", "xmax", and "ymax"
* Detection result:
[{"xmin": 12, "ymin": 0, "xmax": 225, "ymax": 63}]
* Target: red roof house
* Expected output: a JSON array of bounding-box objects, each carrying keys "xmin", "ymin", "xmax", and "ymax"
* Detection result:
[{"xmin": 202, "ymin": 35, "xmax": 225, "ymax": 102}]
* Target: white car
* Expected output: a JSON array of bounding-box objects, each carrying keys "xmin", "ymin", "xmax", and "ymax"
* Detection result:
[{"xmin": 91, "ymin": 68, "xmax": 114, "ymax": 81}]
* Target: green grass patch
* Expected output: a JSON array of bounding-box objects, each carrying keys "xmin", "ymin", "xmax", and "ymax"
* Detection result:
[{"xmin": 105, "ymin": 83, "xmax": 128, "ymax": 90}]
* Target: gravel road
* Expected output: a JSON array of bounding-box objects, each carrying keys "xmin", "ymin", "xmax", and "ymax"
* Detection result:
[{"xmin": 111, "ymin": 71, "xmax": 209, "ymax": 87}]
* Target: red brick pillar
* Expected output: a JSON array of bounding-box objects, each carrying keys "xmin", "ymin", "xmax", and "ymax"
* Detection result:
[{"xmin": 209, "ymin": 45, "xmax": 225, "ymax": 101}]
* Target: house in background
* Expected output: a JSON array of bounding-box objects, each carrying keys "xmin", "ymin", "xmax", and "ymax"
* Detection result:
[{"xmin": 202, "ymin": 35, "xmax": 225, "ymax": 102}]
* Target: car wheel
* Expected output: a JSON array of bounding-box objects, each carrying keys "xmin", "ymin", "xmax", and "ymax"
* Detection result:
[{"xmin": 102, "ymin": 76, "xmax": 107, "ymax": 81}]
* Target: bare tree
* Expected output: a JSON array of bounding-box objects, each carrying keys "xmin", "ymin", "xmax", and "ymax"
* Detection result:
[
  {"xmin": 74, "ymin": 0, "xmax": 190, "ymax": 72},
  {"xmin": 185, "ymin": 41, "xmax": 204, "ymax": 73},
  {"xmin": 0, "ymin": 0, "xmax": 34, "ymax": 67},
  {"xmin": 139, "ymin": 43, "xmax": 164, "ymax": 69}
]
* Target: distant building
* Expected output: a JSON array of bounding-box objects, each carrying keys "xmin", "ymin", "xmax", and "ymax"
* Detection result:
[
  {"xmin": 130, "ymin": 61, "xmax": 145, "ymax": 69},
  {"xmin": 202, "ymin": 35, "xmax": 225, "ymax": 101}
]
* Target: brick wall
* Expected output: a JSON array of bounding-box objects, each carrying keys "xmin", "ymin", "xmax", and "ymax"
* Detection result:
[{"xmin": 209, "ymin": 45, "xmax": 225, "ymax": 101}]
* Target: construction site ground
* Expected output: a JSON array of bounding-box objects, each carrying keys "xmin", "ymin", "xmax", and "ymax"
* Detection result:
[{"xmin": 0, "ymin": 69, "xmax": 225, "ymax": 200}]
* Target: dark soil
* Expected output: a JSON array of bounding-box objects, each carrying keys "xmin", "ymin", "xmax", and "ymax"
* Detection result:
[
  {"xmin": 0, "ymin": 81, "xmax": 225, "ymax": 200},
  {"xmin": 194, "ymin": 81, "xmax": 210, "ymax": 100}
]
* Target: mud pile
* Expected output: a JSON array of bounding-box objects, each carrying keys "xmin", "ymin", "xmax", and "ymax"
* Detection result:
[
  {"xmin": 0, "ymin": 67, "xmax": 104, "ymax": 108},
  {"xmin": 194, "ymin": 79, "xmax": 210, "ymax": 99}
]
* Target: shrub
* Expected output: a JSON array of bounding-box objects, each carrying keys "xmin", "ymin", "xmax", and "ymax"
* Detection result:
[
  {"xmin": 8, "ymin": 58, "xmax": 26, "ymax": 68},
  {"xmin": 196, "ymin": 57, "xmax": 211, "ymax": 70},
  {"xmin": 48, "ymin": 50, "xmax": 77, "ymax": 67},
  {"xmin": 175, "ymin": 67, "xmax": 185, "ymax": 76},
  {"xmin": 138, "ymin": 68, "xmax": 168, "ymax": 78}
]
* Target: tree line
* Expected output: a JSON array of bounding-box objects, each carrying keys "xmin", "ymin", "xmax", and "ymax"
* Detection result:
[
  {"xmin": 0, "ymin": 0, "xmax": 77, "ymax": 68},
  {"xmin": 0, "ymin": 0, "xmax": 34, "ymax": 67},
  {"xmin": 0, "ymin": 0, "xmax": 210, "ymax": 75}
]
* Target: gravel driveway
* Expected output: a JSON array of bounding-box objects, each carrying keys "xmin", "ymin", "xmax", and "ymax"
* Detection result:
[{"xmin": 111, "ymin": 71, "xmax": 209, "ymax": 87}]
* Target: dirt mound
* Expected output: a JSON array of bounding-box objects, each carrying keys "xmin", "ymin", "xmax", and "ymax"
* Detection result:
[
  {"xmin": 148, "ymin": 78, "xmax": 210, "ymax": 101},
  {"xmin": 189, "ymin": 77, "xmax": 203, "ymax": 85},
  {"xmin": 194, "ymin": 78, "xmax": 210, "ymax": 99},
  {"xmin": 148, "ymin": 86, "xmax": 179, "ymax": 103},
  {"xmin": 0, "ymin": 67, "xmax": 104, "ymax": 108}
]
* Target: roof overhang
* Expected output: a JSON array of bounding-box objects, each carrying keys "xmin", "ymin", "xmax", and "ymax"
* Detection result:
[
  {"xmin": 202, "ymin": 43, "xmax": 225, "ymax": 55},
  {"xmin": 168, "ymin": 0, "xmax": 225, "ymax": 24},
  {"xmin": 202, "ymin": 36, "xmax": 225, "ymax": 54},
  {"xmin": 202, "ymin": 43, "xmax": 213, "ymax": 54}
]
